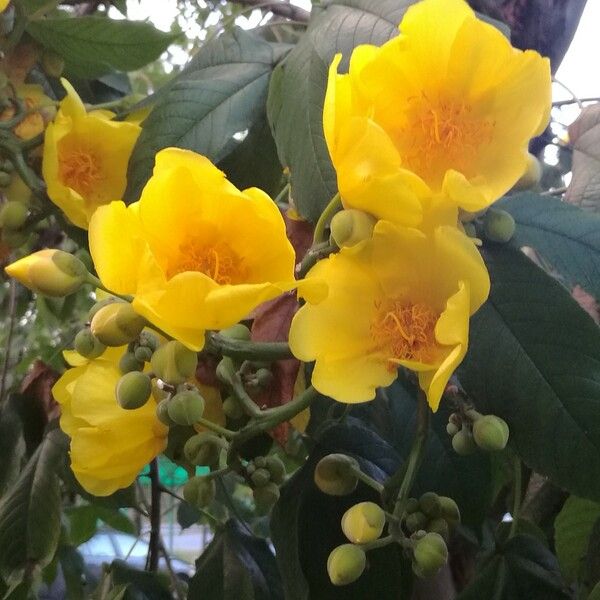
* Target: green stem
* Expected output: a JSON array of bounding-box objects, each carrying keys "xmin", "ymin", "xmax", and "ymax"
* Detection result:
[
  {"xmin": 509, "ymin": 457, "xmax": 522, "ymax": 538},
  {"xmin": 313, "ymin": 192, "xmax": 341, "ymax": 244},
  {"xmin": 195, "ymin": 417, "xmax": 235, "ymax": 439},
  {"xmin": 229, "ymin": 372, "xmax": 262, "ymax": 419},
  {"xmin": 273, "ymin": 182, "xmax": 290, "ymax": 206},
  {"xmin": 85, "ymin": 274, "xmax": 133, "ymax": 302},
  {"xmin": 296, "ymin": 242, "xmax": 336, "ymax": 279},
  {"xmin": 361, "ymin": 535, "xmax": 394, "ymax": 552},
  {"xmin": 350, "ymin": 465, "xmax": 384, "ymax": 494},
  {"xmin": 206, "ymin": 332, "xmax": 292, "ymax": 362}
]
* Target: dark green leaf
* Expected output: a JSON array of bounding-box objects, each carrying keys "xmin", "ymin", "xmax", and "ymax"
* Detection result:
[
  {"xmin": 459, "ymin": 245, "xmax": 600, "ymax": 500},
  {"xmin": 125, "ymin": 28, "xmax": 290, "ymax": 203},
  {"xmin": 0, "ymin": 428, "xmax": 67, "ymax": 584},
  {"xmin": 586, "ymin": 517, "xmax": 600, "ymax": 590},
  {"xmin": 498, "ymin": 193, "xmax": 600, "ymax": 297},
  {"xmin": 189, "ymin": 519, "xmax": 283, "ymax": 600},
  {"xmin": 26, "ymin": 17, "xmax": 178, "ymax": 79},
  {"xmin": 176, "ymin": 501, "xmax": 201, "ymax": 531},
  {"xmin": 0, "ymin": 404, "xmax": 24, "ymax": 495},
  {"xmin": 267, "ymin": 0, "xmax": 414, "ymax": 222},
  {"xmin": 458, "ymin": 534, "xmax": 570, "ymax": 599},
  {"xmin": 58, "ymin": 545, "xmax": 86, "ymax": 600},
  {"xmin": 109, "ymin": 561, "xmax": 171, "ymax": 600},
  {"xmin": 67, "ymin": 505, "xmax": 136, "ymax": 547}
]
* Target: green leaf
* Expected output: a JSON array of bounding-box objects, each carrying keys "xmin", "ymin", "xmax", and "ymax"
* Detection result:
[
  {"xmin": 125, "ymin": 28, "xmax": 290, "ymax": 203},
  {"xmin": 0, "ymin": 429, "xmax": 67, "ymax": 585},
  {"xmin": 458, "ymin": 534, "xmax": 570, "ymax": 599},
  {"xmin": 26, "ymin": 17, "xmax": 178, "ymax": 79},
  {"xmin": 554, "ymin": 496, "xmax": 600, "ymax": 582},
  {"xmin": 109, "ymin": 561, "xmax": 171, "ymax": 600},
  {"xmin": 459, "ymin": 245, "xmax": 600, "ymax": 500},
  {"xmin": 67, "ymin": 505, "xmax": 136, "ymax": 547},
  {"xmin": 0, "ymin": 405, "xmax": 24, "ymax": 495},
  {"xmin": 498, "ymin": 193, "xmax": 600, "ymax": 298},
  {"xmin": 267, "ymin": 0, "xmax": 413, "ymax": 222}
]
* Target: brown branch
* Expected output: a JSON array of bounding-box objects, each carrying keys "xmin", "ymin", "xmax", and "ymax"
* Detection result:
[
  {"xmin": 230, "ymin": 0, "xmax": 310, "ymax": 22},
  {"xmin": 147, "ymin": 459, "xmax": 161, "ymax": 572}
]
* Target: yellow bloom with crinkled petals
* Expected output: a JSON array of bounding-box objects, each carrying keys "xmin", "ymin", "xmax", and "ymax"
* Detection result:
[
  {"xmin": 52, "ymin": 346, "xmax": 168, "ymax": 496},
  {"xmin": 89, "ymin": 148, "xmax": 320, "ymax": 352},
  {"xmin": 324, "ymin": 0, "xmax": 551, "ymax": 224},
  {"xmin": 289, "ymin": 221, "xmax": 490, "ymax": 411},
  {"xmin": 43, "ymin": 79, "xmax": 140, "ymax": 229}
]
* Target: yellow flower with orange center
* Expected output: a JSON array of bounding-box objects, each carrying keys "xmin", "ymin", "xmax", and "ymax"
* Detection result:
[
  {"xmin": 89, "ymin": 147, "xmax": 319, "ymax": 351},
  {"xmin": 52, "ymin": 346, "xmax": 168, "ymax": 496},
  {"xmin": 323, "ymin": 0, "xmax": 551, "ymax": 225},
  {"xmin": 43, "ymin": 79, "xmax": 140, "ymax": 229},
  {"xmin": 289, "ymin": 221, "xmax": 490, "ymax": 410}
]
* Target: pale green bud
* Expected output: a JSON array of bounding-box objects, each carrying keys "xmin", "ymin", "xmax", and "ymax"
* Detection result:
[
  {"xmin": 413, "ymin": 532, "xmax": 448, "ymax": 577},
  {"xmin": 266, "ymin": 455, "xmax": 286, "ymax": 484},
  {"xmin": 439, "ymin": 496, "xmax": 461, "ymax": 527},
  {"xmin": 314, "ymin": 454, "xmax": 359, "ymax": 496},
  {"xmin": 116, "ymin": 371, "xmax": 152, "ymax": 410},
  {"xmin": 119, "ymin": 351, "xmax": 144, "ymax": 374},
  {"xmin": 250, "ymin": 467, "xmax": 271, "ymax": 487},
  {"xmin": 151, "ymin": 340, "xmax": 198, "ymax": 385},
  {"xmin": 74, "ymin": 328, "xmax": 106, "ymax": 359},
  {"xmin": 91, "ymin": 302, "xmax": 145, "ymax": 346},
  {"xmin": 156, "ymin": 399, "xmax": 176, "ymax": 426},
  {"xmin": 327, "ymin": 544, "xmax": 366, "ymax": 586},
  {"xmin": 0, "ymin": 200, "xmax": 28, "ymax": 229},
  {"xmin": 167, "ymin": 390, "xmax": 205, "ymax": 426},
  {"xmin": 219, "ymin": 324, "xmax": 251, "ymax": 341},
  {"xmin": 452, "ymin": 428, "xmax": 477, "ymax": 456},
  {"xmin": 419, "ymin": 492, "xmax": 442, "ymax": 518},
  {"xmin": 484, "ymin": 208, "xmax": 516, "ymax": 243},
  {"xmin": 427, "ymin": 518, "xmax": 450, "ymax": 541},
  {"xmin": 341, "ymin": 501, "xmax": 385, "ymax": 544},
  {"xmin": 330, "ymin": 209, "xmax": 376, "ymax": 248},
  {"xmin": 222, "ymin": 395, "xmax": 245, "ymax": 420},
  {"xmin": 472, "ymin": 415, "xmax": 510, "ymax": 451}
]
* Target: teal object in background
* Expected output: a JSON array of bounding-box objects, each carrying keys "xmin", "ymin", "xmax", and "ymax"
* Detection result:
[{"xmin": 140, "ymin": 457, "xmax": 209, "ymax": 486}]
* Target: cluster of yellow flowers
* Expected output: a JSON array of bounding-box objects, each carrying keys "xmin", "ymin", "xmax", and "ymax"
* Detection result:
[{"xmin": 4, "ymin": 0, "xmax": 551, "ymax": 495}]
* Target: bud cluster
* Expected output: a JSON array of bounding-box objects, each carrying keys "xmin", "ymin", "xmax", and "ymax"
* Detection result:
[
  {"xmin": 447, "ymin": 410, "xmax": 510, "ymax": 454},
  {"xmin": 246, "ymin": 454, "xmax": 286, "ymax": 514},
  {"xmin": 404, "ymin": 492, "xmax": 460, "ymax": 543}
]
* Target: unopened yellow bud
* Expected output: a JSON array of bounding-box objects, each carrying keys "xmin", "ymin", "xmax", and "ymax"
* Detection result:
[
  {"xmin": 116, "ymin": 371, "xmax": 152, "ymax": 410},
  {"xmin": 314, "ymin": 454, "xmax": 359, "ymax": 496},
  {"xmin": 330, "ymin": 209, "xmax": 377, "ymax": 248},
  {"xmin": 167, "ymin": 389, "xmax": 205, "ymax": 426},
  {"xmin": 484, "ymin": 208, "xmax": 516, "ymax": 243},
  {"xmin": 87, "ymin": 297, "xmax": 122, "ymax": 321},
  {"xmin": 513, "ymin": 153, "xmax": 542, "ymax": 191},
  {"xmin": 472, "ymin": 415, "xmax": 509, "ymax": 451},
  {"xmin": 5, "ymin": 249, "xmax": 87, "ymax": 297},
  {"xmin": 327, "ymin": 544, "xmax": 366, "ymax": 586},
  {"xmin": 183, "ymin": 476, "xmax": 216, "ymax": 508},
  {"xmin": 0, "ymin": 200, "xmax": 28, "ymax": 229},
  {"xmin": 73, "ymin": 328, "xmax": 105, "ymax": 359},
  {"xmin": 91, "ymin": 302, "xmax": 145, "ymax": 346},
  {"xmin": 413, "ymin": 532, "xmax": 448, "ymax": 577},
  {"xmin": 151, "ymin": 340, "xmax": 198, "ymax": 385},
  {"xmin": 341, "ymin": 501, "xmax": 385, "ymax": 544},
  {"xmin": 183, "ymin": 432, "xmax": 227, "ymax": 468}
]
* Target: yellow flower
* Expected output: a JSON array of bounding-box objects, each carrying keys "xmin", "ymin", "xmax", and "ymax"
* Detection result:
[
  {"xmin": 323, "ymin": 0, "xmax": 551, "ymax": 223},
  {"xmin": 52, "ymin": 346, "xmax": 168, "ymax": 496},
  {"xmin": 43, "ymin": 79, "xmax": 140, "ymax": 229},
  {"xmin": 289, "ymin": 221, "xmax": 490, "ymax": 410},
  {"xmin": 89, "ymin": 148, "xmax": 315, "ymax": 351},
  {"xmin": 0, "ymin": 1, "xmax": 8, "ymax": 13}
]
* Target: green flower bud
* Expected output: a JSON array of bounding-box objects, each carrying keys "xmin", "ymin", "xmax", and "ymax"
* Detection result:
[
  {"xmin": 327, "ymin": 544, "xmax": 366, "ymax": 586},
  {"xmin": 513, "ymin": 153, "xmax": 542, "ymax": 191},
  {"xmin": 253, "ymin": 481, "xmax": 280, "ymax": 513},
  {"xmin": 254, "ymin": 456, "xmax": 267, "ymax": 468},
  {"xmin": 119, "ymin": 351, "xmax": 144, "ymax": 374},
  {"xmin": 405, "ymin": 498, "xmax": 420, "ymax": 514},
  {"xmin": 151, "ymin": 340, "xmax": 198, "ymax": 385},
  {"xmin": 183, "ymin": 476, "xmax": 216, "ymax": 508},
  {"xmin": 250, "ymin": 467, "xmax": 271, "ymax": 487},
  {"xmin": 405, "ymin": 511, "xmax": 428, "ymax": 533},
  {"xmin": 215, "ymin": 356, "xmax": 236, "ymax": 384},
  {"xmin": 446, "ymin": 422, "xmax": 459, "ymax": 436},
  {"xmin": 330, "ymin": 209, "xmax": 377, "ymax": 248},
  {"xmin": 73, "ymin": 328, "xmax": 106, "ymax": 359},
  {"xmin": 167, "ymin": 390, "xmax": 205, "ymax": 426},
  {"xmin": 341, "ymin": 501, "xmax": 385, "ymax": 544},
  {"xmin": 87, "ymin": 297, "xmax": 122, "ymax": 322},
  {"xmin": 452, "ymin": 428, "xmax": 477, "ymax": 456},
  {"xmin": 184, "ymin": 432, "xmax": 227, "ymax": 468},
  {"xmin": 427, "ymin": 518, "xmax": 450, "ymax": 541},
  {"xmin": 472, "ymin": 415, "xmax": 510, "ymax": 451},
  {"xmin": 314, "ymin": 454, "xmax": 359, "ymax": 496},
  {"xmin": 413, "ymin": 532, "xmax": 448, "ymax": 578},
  {"xmin": 0, "ymin": 200, "xmax": 28, "ymax": 229},
  {"xmin": 222, "ymin": 395, "xmax": 245, "ymax": 420},
  {"xmin": 246, "ymin": 463, "xmax": 256, "ymax": 475},
  {"xmin": 116, "ymin": 371, "xmax": 152, "ymax": 410},
  {"xmin": 91, "ymin": 302, "xmax": 145, "ymax": 346},
  {"xmin": 438, "ymin": 496, "xmax": 461, "ymax": 527},
  {"xmin": 419, "ymin": 492, "xmax": 441, "ymax": 518},
  {"xmin": 484, "ymin": 208, "xmax": 516, "ymax": 243},
  {"xmin": 156, "ymin": 399, "xmax": 176, "ymax": 426},
  {"xmin": 138, "ymin": 330, "xmax": 159, "ymax": 352},
  {"xmin": 266, "ymin": 455, "xmax": 286, "ymax": 484},
  {"xmin": 134, "ymin": 345, "xmax": 153, "ymax": 363},
  {"xmin": 219, "ymin": 324, "xmax": 251, "ymax": 341},
  {"xmin": 253, "ymin": 368, "xmax": 273, "ymax": 388}
]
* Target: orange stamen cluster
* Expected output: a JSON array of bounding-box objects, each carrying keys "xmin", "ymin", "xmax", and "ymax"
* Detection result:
[{"xmin": 58, "ymin": 146, "xmax": 102, "ymax": 197}]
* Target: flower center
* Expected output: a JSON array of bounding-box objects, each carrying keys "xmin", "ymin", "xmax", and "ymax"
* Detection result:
[
  {"xmin": 58, "ymin": 147, "xmax": 102, "ymax": 197},
  {"xmin": 371, "ymin": 299, "xmax": 439, "ymax": 369},
  {"xmin": 169, "ymin": 240, "xmax": 244, "ymax": 285},
  {"xmin": 400, "ymin": 93, "xmax": 495, "ymax": 185}
]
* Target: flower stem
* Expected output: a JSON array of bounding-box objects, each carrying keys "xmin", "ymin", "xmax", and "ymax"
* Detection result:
[
  {"xmin": 206, "ymin": 332, "xmax": 292, "ymax": 362},
  {"xmin": 195, "ymin": 417, "xmax": 235, "ymax": 439},
  {"xmin": 350, "ymin": 465, "xmax": 384, "ymax": 494},
  {"xmin": 313, "ymin": 192, "xmax": 341, "ymax": 244},
  {"xmin": 296, "ymin": 242, "xmax": 336, "ymax": 279},
  {"xmin": 361, "ymin": 535, "xmax": 394, "ymax": 552}
]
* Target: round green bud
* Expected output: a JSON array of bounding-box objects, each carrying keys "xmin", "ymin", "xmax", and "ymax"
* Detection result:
[
  {"xmin": 250, "ymin": 467, "xmax": 271, "ymax": 487},
  {"xmin": 215, "ymin": 356, "xmax": 236, "ymax": 384},
  {"xmin": 327, "ymin": 544, "xmax": 366, "ymax": 586},
  {"xmin": 183, "ymin": 476, "xmax": 216, "ymax": 508},
  {"xmin": 222, "ymin": 395, "xmax": 245, "ymax": 420},
  {"xmin": 253, "ymin": 368, "xmax": 273, "ymax": 388},
  {"xmin": 405, "ymin": 511, "xmax": 428, "ymax": 533},
  {"xmin": 151, "ymin": 340, "xmax": 198, "ymax": 385},
  {"xmin": 484, "ymin": 208, "xmax": 516, "ymax": 243},
  {"xmin": 427, "ymin": 518, "xmax": 450, "ymax": 541},
  {"xmin": 405, "ymin": 498, "xmax": 420, "ymax": 514},
  {"xmin": 116, "ymin": 371, "xmax": 152, "ymax": 410},
  {"xmin": 253, "ymin": 481, "xmax": 280, "ymax": 513},
  {"xmin": 439, "ymin": 496, "xmax": 461, "ymax": 527},
  {"xmin": 183, "ymin": 432, "xmax": 227, "ymax": 468},
  {"xmin": 91, "ymin": 302, "xmax": 145, "ymax": 347},
  {"xmin": 330, "ymin": 209, "xmax": 377, "ymax": 248},
  {"xmin": 219, "ymin": 324, "xmax": 251, "ymax": 341},
  {"xmin": 0, "ymin": 200, "xmax": 28, "ymax": 229},
  {"xmin": 74, "ymin": 328, "xmax": 106, "ymax": 359},
  {"xmin": 413, "ymin": 532, "xmax": 448, "ymax": 578},
  {"xmin": 254, "ymin": 456, "xmax": 267, "ymax": 469},
  {"xmin": 87, "ymin": 297, "xmax": 122, "ymax": 322},
  {"xmin": 314, "ymin": 454, "xmax": 359, "ymax": 496},
  {"xmin": 341, "ymin": 501, "xmax": 385, "ymax": 544},
  {"xmin": 266, "ymin": 455, "xmax": 286, "ymax": 484},
  {"xmin": 138, "ymin": 330, "xmax": 159, "ymax": 352},
  {"xmin": 0, "ymin": 172, "xmax": 12, "ymax": 188},
  {"xmin": 119, "ymin": 351, "xmax": 144, "ymax": 374},
  {"xmin": 513, "ymin": 153, "xmax": 542, "ymax": 191},
  {"xmin": 452, "ymin": 428, "xmax": 477, "ymax": 456},
  {"xmin": 446, "ymin": 422, "xmax": 459, "ymax": 436},
  {"xmin": 156, "ymin": 399, "xmax": 176, "ymax": 426},
  {"xmin": 419, "ymin": 492, "xmax": 442, "ymax": 518},
  {"xmin": 167, "ymin": 390, "xmax": 205, "ymax": 426},
  {"xmin": 472, "ymin": 415, "xmax": 510, "ymax": 452},
  {"xmin": 134, "ymin": 345, "xmax": 153, "ymax": 363}
]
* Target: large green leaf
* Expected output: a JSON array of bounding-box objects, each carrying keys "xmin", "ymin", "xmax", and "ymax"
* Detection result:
[
  {"xmin": 498, "ymin": 193, "xmax": 600, "ymax": 297},
  {"xmin": 459, "ymin": 245, "xmax": 600, "ymax": 500},
  {"xmin": 267, "ymin": 0, "xmax": 413, "ymax": 222},
  {"xmin": 125, "ymin": 28, "xmax": 290, "ymax": 203},
  {"xmin": 554, "ymin": 496, "xmax": 600, "ymax": 582},
  {"xmin": 0, "ymin": 429, "xmax": 67, "ymax": 585},
  {"xmin": 26, "ymin": 17, "xmax": 178, "ymax": 79}
]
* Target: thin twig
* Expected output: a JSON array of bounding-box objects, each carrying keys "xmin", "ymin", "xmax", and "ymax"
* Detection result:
[
  {"xmin": 553, "ymin": 78, "xmax": 583, "ymax": 110},
  {"xmin": 0, "ymin": 280, "xmax": 17, "ymax": 405},
  {"xmin": 147, "ymin": 459, "xmax": 161, "ymax": 572},
  {"xmin": 553, "ymin": 96, "xmax": 600, "ymax": 107}
]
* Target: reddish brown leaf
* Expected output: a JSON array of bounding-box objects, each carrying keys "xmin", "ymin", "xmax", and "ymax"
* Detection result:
[
  {"xmin": 21, "ymin": 360, "xmax": 60, "ymax": 422},
  {"xmin": 283, "ymin": 211, "xmax": 313, "ymax": 263}
]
